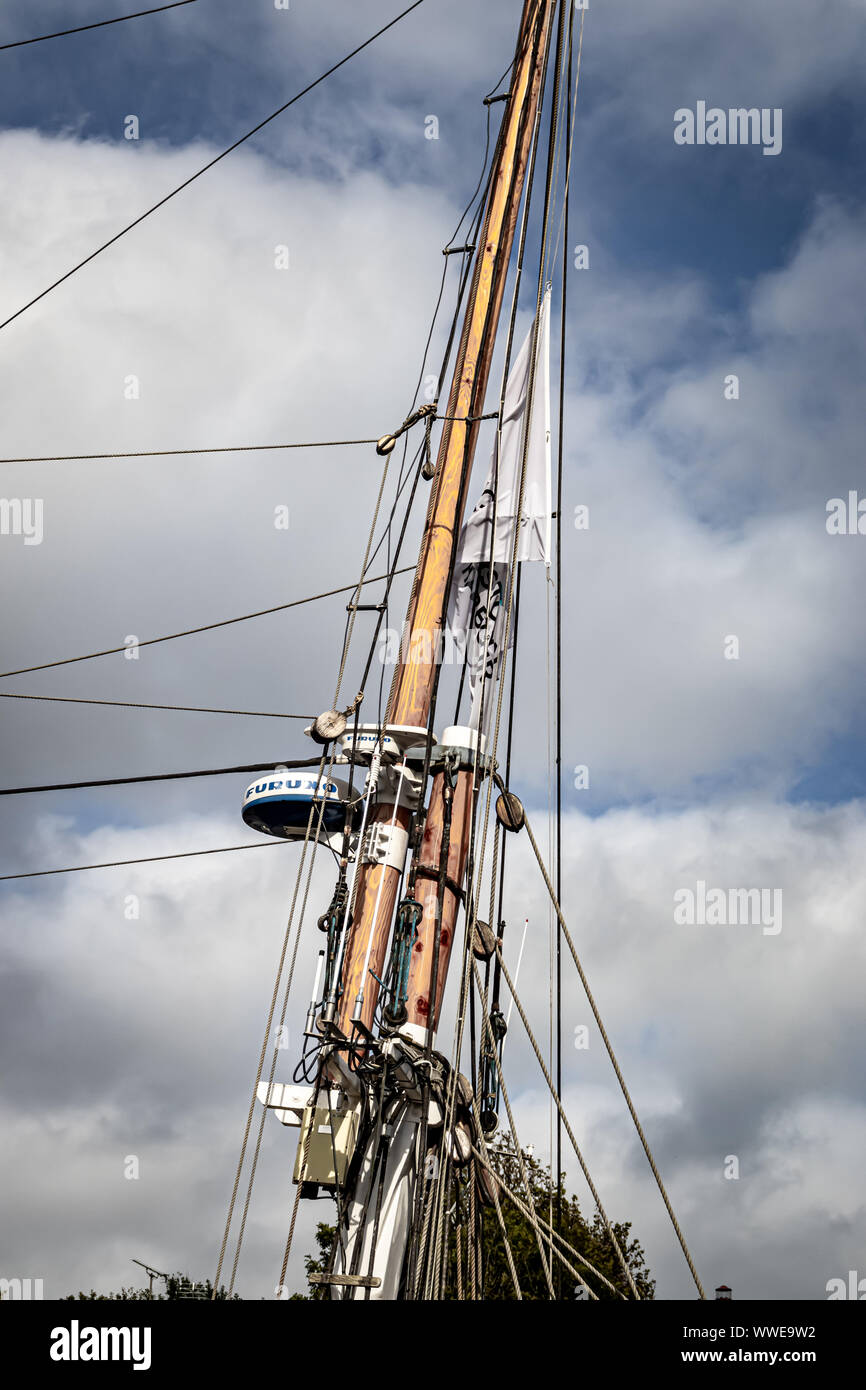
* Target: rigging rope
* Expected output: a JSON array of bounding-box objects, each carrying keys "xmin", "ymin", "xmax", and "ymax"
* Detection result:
[
  {"xmin": 222, "ymin": 415, "xmax": 402, "ymax": 1290},
  {"xmin": 0, "ymin": 0, "xmax": 429, "ymax": 333},
  {"xmin": 0, "ymin": 567, "xmax": 414, "ymax": 681},
  {"xmin": 426, "ymin": 0, "xmax": 553, "ymax": 1284},
  {"xmin": 0, "ymin": 416, "xmax": 491, "ymax": 466},
  {"xmin": 490, "ymin": 935, "xmax": 641, "ymax": 1298},
  {"xmin": 436, "ymin": 0, "xmax": 575, "ymax": 1298},
  {"xmin": 0, "ymin": 839, "xmax": 289, "ymax": 884},
  {"xmin": 0, "ymin": 439, "xmax": 379, "ymax": 464},
  {"xmin": 554, "ymin": 0, "xmax": 581, "ymax": 1282},
  {"xmin": 0, "ymin": 756, "xmax": 324, "ymax": 797},
  {"xmin": 216, "ymin": 1, "xmax": 591, "ymax": 1305},
  {"xmin": 423, "ymin": 0, "xmax": 555, "ymax": 1291},
  {"xmin": 212, "ymin": 742, "xmax": 331, "ymax": 1295},
  {"xmin": 268, "ymin": 86, "xmax": 506, "ymax": 1295},
  {"xmin": 521, "ymin": 812, "xmax": 707, "ymax": 1299},
  {"xmin": 0, "ymin": 1, "xmax": 196, "ymax": 51},
  {"xmin": 333, "ymin": 454, "xmax": 393, "ymax": 708},
  {"xmin": 226, "ymin": 232, "xmax": 466, "ymax": 1287},
  {"xmin": 469, "ymin": 1145, "xmax": 626, "ymax": 1299},
  {"xmin": 0, "ymin": 691, "xmax": 311, "ymax": 720},
  {"xmin": 228, "ymin": 745, "xmax": 340, "ymax": 1296},
  {"xmin": 218, "ymin": 346, "xmax": 425, "ymax": 1288},
  {"xmin": 328, "ymin": 40, "xmax": 522, "ymax": 1296},
  {"xmin": 548, "ymin": 5, "xmax": 586, "ymax": 278},
  {"xmin": 396, "ymin": 1, "xmax": 596, "ymax": 1303},
  {"xmin": 472, "ymin": 960, "xmax": 555, "ymax": 1297},
  {"xmin": 463, "ymin": 1102, "xmax": 525, "ymax": 1299}
]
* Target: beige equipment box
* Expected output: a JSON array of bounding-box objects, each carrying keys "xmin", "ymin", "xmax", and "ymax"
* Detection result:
[{"xmin": 293, "ymin": 1099, "xmax": 360, "ymax": 1187}]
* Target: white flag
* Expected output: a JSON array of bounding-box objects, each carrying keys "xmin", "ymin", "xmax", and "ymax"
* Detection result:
[
  {"xmin": 449, "ymin": 289, "xmax": 552, "ymax": 734},
  {"xmin": 459, "ymin": 286, "xmax": 552, "ymax": 567}
]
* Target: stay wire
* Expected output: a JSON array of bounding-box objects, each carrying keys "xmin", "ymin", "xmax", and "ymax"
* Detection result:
[
  {"xmin": 397, "ymin": 198, "xmax": 503, "ymax": 1283},
  {"xmin": 463, "ymin": 0, "xmax": 564, "ymax": 1024},
  {"xmin": 0, "ymin": 438, "xmax": 380, "ymax": 465},
  {"xmin": 0, "ymin": 756, "xmax": 324, "ymax": 798},
  {"xmin": 0, "ymin": 421, "xmax": 490, "ymax": 467},
  {"xmin": 214, "ymin": 743, "xmax": 332, "ymax": 1297},
  {"xmin": 343, "ymin": 75, "xmax": 502, "ymax": 733},
  {"xmin": 221, "ymin": 453, "xmax": 390, "ymax": 1290},
  {"xmin": 271, "ymin": 8, "xmax": 531, "ymax": 1292},
  {"xmin": 555, "ymin": 0, "xmax": 576, "ymax": 1283},
  {"xmin": 402, "ymin": 65, "xmax": 527, "ymax": 1290},
  {"xmin": 0, "ymin": 691, "xmax": 311, "ymax": 720},
  {"xmin": 354, "ymin": 217, "xmax": 484, "ymax": 704},
  {"xmin": 304, "ymin": 169, "xmax": 487, "ymax": 1108},
  {"xmin": 492, "ymin": 565, "xmax": 522, "ymax": 1009},
  {"xmin": 471, "ymin": 959, "xmax": 555, "ymax": 1297},
  {"xmin": 442, "ymin": 5, "xmax": 555, "ymax": 1273},
  {"xmin": 447, "ymin": 0, "xmax": 564, "ymax": 1290},
  {"xmin": 0, "ymin": 566, "xmax": 413, "ymax": 681},
  {"xmin": 424, "ymin": 7, "xmax": 551, "ymax": 1278},
  {"xmin": 0, "ymin": 0, "xmax": 428, "ymax": 333},
  {"xmin": 548, "ymin": 4, "xmax": 586, "ymax": 276},
  {"xmin": 490, "ymin": 934, "xmax": 641, "ymax": 1298},
  {"xmin": 261, "ymin": 564, "xmax": 383, "ymax": 1289},
  {"xmin": 332, "ymin": 118, "xmax": 495, "ymax": 717},
  {"xmin": 0, "ymin": 839, "xmax": 289, "ymax": 884},
  {"xmin": 228, "ymin": 741, "xmax": 339, "ymax": 1296},
  {"xmin": 425, "ymin": 0, "xmax": 555, "ymax": 1286},
  {"xmin": 382, "ymin": 13, "xmax": 519, "ymax": 730},
  {"xmin": 268, "ymin": 240, "xmax": 470, "ymax": 1282},
  {"xmin": 457, "ymin": 0, "xmax": 554, "ymax": 1061},
  {"xmin": 468, "ymin": 1145, "xmax": 623, "ymax": 1299},
  {"xmin": 521, "ymin": 812, "xmax": 707, "ymax": 1300},
  {"xmin": 0, "ymin": 1, "xmax": 196, "ymax": 51}
]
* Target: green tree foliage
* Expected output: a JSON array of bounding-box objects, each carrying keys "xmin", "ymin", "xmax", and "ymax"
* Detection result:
[
  {"xmin": 291, "ymin": 1223, "xmax": 337, "ymax": 1300},
  {"xmin": 63, "ymin": 1274, "xmax": 240, "ymax": 1300},
  {"xmin": 295, "ymin": 1138, "xmax": 655, "ymax": 1300},
  {"xmin": 444, "ymin": 1136, "xmax": 655, "ymax": 1300}
]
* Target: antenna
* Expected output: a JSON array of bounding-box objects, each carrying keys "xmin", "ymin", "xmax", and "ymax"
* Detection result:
[{"xmin": 131, "ymin": 1259, "xmax": 169, "ymax": 1298}]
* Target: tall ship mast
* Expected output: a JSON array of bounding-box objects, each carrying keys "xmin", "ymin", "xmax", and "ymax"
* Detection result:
[{"xmin": 215, "ymin": 0, "xmax": 705, "ymax": 1303}]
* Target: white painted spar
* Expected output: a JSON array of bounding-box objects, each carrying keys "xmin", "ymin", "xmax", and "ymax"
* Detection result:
[{"xmin": 331, "ymin": 1102, "xmax": 421, "ymax": 1301}]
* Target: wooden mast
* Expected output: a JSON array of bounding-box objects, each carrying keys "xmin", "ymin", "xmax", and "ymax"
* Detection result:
[{"xmin": 336, "ymin": 0, "xmax": 553, "ymax": 1042}]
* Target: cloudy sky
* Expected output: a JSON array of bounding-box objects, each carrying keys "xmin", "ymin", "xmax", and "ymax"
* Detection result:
[{"xmin": 1, "ymin": 0, "xmax": 864, "ymax": 1302}]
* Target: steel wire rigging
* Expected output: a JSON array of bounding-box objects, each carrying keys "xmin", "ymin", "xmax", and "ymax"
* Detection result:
[
  {"xmin": 0, "ymin": 0, "xmax": 708, "ymax": 1305},
  {"xmin": 0, "ymin": 1, "xmax": 197, "ymax": 52},
  {"xmin": 0, "ymin": 567, "xmax": 414, "ymax": 681},
  {"xmin": 0, "ymin": 1, "xmax": 428, "ymax": 333},
  {"xmin": 0, "ymin": 691, "xmax": 311, "ymax": 720}
]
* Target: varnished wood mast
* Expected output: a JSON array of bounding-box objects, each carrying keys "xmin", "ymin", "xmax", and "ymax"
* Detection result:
[{"xmin": 337, "ymin": 0, "xmax": 553, "ymax": 1040}]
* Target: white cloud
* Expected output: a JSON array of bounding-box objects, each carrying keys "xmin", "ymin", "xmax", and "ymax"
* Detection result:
[
  {"xmin": 1, "ymin": 0, "xmax": 865, "ymax": 1300},
  {"xmin": 2, "ymin": 795, "xmax": 864, "ymax": 1298},
  {"xmin": 499, "ymin": 198, "xmax": 866, "ymax": 802},
  {"xmin": 458, "ymin": 798, "xmax": 866, "ymax": 1299}
]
